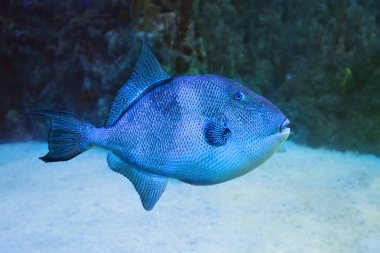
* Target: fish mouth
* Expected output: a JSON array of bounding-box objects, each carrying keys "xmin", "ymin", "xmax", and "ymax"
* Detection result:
[{"xmin": 279, "ymin": 119, "xmax": 290, "ymax": 134}]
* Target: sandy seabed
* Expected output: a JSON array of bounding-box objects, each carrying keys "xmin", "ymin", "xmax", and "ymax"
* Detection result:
[{"xmin": 0, "ymin": 141, "xmax": 379, "ymax": 253}]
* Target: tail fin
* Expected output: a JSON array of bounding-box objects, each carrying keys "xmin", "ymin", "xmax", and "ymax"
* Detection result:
[{"xmin": 25, "ymin": 110, "xmax": 95, "ymax": 162}]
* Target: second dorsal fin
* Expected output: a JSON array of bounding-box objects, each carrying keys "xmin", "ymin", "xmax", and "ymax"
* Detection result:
[{"xmin": 105, "ymin": 41, "xmax": 172, "ymax": 127}]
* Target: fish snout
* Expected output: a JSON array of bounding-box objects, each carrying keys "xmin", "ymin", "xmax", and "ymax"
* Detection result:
[{"xmin": 279, "ymin": 118, "xmax": 290, "ymax": 134}]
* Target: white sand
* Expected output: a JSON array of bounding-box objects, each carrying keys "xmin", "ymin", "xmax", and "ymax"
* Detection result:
[{"xmin": 0, "ymin": 141, "xmax": 379, "ymax": 253}]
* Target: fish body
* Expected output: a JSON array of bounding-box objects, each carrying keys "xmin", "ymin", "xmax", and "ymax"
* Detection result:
[
  {"xmin": 28, "ymin": 43, "xmax": 290, "ymax": 210},
  {"xmin": 100, "ymin": 74, "xmax": 288, "ymax": 185}
]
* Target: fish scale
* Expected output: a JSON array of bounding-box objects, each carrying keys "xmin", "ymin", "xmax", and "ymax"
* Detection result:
[{"xmin": 28, "ymin": 42, "xmax": 290, "ymax": 210}]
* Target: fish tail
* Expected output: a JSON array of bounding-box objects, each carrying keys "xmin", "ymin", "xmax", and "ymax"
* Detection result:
[{"xmin": 25, "ymin": 110, "xmax": 96, "ymax": 163}]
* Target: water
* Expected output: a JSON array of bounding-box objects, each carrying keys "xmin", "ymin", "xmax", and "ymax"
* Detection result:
[{"xmin": 1, "ymin": 1, "xmax": 380, "ymax": 252}]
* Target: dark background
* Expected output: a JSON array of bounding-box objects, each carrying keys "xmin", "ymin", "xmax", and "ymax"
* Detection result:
[{"xmin": 1, "ymin": 0, "xmax": 379, "ymax": 155}]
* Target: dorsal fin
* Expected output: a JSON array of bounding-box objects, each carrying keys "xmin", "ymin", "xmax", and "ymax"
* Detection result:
[
  {"xmin": 107, "ymin": 153, "xmax": 168, "ymax": 211},
  {"xmin": 105, "ymin": 41, "xmax": 172, "ymax": 127}
]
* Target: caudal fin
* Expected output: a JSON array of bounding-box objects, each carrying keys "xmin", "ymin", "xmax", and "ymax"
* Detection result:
[{"xmin": 25, "ymin": 110, "xmax": 95, "ymax": 162}]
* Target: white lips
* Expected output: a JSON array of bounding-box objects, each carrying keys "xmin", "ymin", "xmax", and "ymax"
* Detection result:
[
  {"xmin": 281, "ymin": 127, "xmax": 291, "ymax": 135},
  {"xmin": 279, "ymin": 119, "xmax": 291, "ymax": 138}
]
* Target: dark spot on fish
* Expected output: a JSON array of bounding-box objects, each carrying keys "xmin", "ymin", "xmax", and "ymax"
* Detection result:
[
  {"xmin": 151, "ymin": 85, "xmax": 182, "ymax": 119},
  {"xmin": 143, "ymin": 85, "xmax": 183, "ymax": 161}
]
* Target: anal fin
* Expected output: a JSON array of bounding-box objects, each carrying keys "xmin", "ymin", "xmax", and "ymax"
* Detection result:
[{"xmin": 107, "ymin": 153, "xmax": 167, "ymax": 211}]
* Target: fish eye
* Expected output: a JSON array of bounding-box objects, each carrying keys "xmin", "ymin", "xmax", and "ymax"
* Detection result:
[{"xmin": 233, "ymin": 91, "xmax": 243, "ymax": 101}]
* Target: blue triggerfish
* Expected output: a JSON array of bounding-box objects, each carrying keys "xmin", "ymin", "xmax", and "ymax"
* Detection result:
[{"xmin": 28, "ymin": 42, "xmax": 290, "ymax": 211}]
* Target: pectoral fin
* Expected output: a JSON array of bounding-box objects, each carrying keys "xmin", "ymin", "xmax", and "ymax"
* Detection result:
[
  {"xmin": 107, "ymin": 153, "xmax": 167, "ymax": 211},
  {"xmin": 204, "ymin": 115, "xmax": 231, "ymax": 146}
]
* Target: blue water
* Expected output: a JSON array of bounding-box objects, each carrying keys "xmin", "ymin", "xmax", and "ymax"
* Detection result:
[{"xmin": 1, "ymin": 1, "xmax": 380, "ymax": 252}]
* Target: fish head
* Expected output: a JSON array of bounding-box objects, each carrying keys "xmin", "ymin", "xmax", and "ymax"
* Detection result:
[{"xmin": 225, "ymin": 79, "xmax": 290, "ymax": 168}]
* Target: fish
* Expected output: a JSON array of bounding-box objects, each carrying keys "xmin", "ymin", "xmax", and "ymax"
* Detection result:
[{"xmin": 27, "ymin": 42, "xmax": 290, "ymax": 211}]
